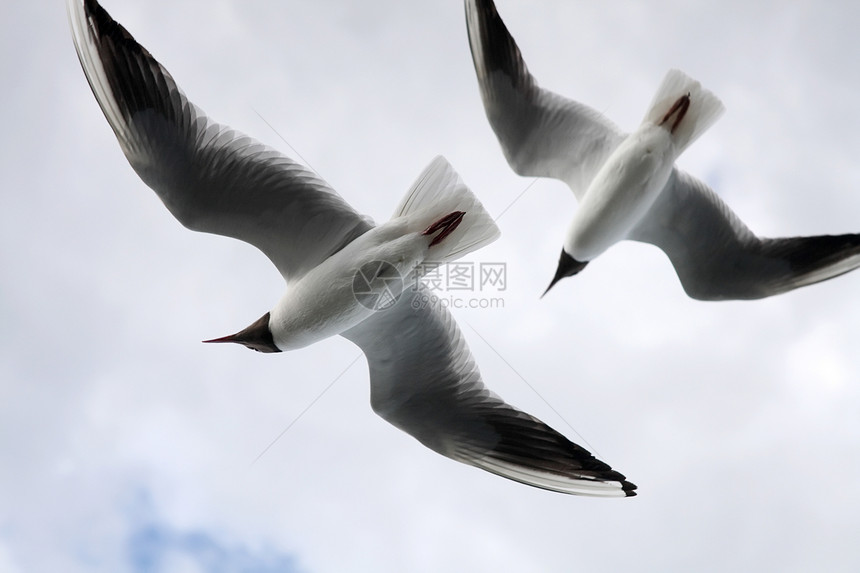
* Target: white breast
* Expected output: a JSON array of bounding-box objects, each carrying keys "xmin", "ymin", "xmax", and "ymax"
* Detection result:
[
  {"xmin": 269, "ymin": 225, "xmax": 428, "ymax": 351},
  {"xmin": 566, "ymin": 125, "xmax": 676, "ymax": 261}
]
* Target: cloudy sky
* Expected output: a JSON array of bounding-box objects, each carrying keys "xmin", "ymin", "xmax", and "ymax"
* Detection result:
[{"xmin": 3, "ymin": 0, "xmax": 860, "ymax": 571}]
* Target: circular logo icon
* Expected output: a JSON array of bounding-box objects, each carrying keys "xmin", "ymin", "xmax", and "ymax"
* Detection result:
[{"xmin": 352, "ymin": 260, "xmax": 404, "ymax": 311}]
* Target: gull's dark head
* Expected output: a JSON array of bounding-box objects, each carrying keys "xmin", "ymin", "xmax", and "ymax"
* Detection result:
[
  {"xmin": 542, "ymin": 249, "xmax": 589, "ymax": 297},
  {"xmin": 203, "ymin": 312, "xmax": 281, "ymax": 353}
]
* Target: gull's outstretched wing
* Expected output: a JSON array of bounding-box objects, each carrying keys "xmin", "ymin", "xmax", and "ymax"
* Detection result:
[
  {"xmin": 68, "ymin": 0, "xmax": 372, "ymax": 281},
  {"xmin": 465, "ymin": 0, "xmax": 624, "ymax": 197},
  {"xmin": 630, "ymin": 169, "xmax": 860, "ymax": 300},
  {"xmin": 342, "ymin": 284, "xmax": 636, "ymax": 497}
]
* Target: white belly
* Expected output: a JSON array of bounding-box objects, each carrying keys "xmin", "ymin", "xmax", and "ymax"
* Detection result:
[
  {"xmin": 269, "ymin": 226, "xmax": 427, "ymax": 351},
  {"xmin": 566, "ymin": 126, "xmax": 676, "ymax": 261}
]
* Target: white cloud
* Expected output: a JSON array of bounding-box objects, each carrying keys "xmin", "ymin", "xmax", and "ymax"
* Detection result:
[
  {"xmin": 125, "ymin": 489, "xmax": 302, "ymax": 573},
  {"xmin": 3, "ymin": 0, "xmax": 860, "ymax": 571}
]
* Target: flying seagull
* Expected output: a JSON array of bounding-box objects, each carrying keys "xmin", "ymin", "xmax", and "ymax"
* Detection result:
[
  {"xmin": 67, "ymin": 0, "xmax": 636, "ymax": 497},
  {"xmin": 466, "ymin": 0, "xmax": 860, "ymax": 300}
]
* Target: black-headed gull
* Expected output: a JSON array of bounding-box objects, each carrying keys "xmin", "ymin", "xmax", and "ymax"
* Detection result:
[
  {"xmin": 466, "ymin": 0, "xmax": 860, "ymax": 300},
  {"xmin": 68, "ymin": 0, "xmax": 636, "ymax": 497}
]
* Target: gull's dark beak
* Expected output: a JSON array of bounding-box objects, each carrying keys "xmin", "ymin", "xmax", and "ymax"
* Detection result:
[
  {"xmin": 542, "ymin": 249, "xmax": 588, "ymax": 298},
  {"xmin": 203, "ymin": 312, "xmax": 281, "ymax": 353}
]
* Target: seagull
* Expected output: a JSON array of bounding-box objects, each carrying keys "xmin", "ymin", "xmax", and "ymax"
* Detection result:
[
  {"xmin": 466, "ymin": 0, "xmax": 860, "ymax": 300},
  {"xmin": 67, "ymin": 0, "xmax": 636, "ymax": 497}
]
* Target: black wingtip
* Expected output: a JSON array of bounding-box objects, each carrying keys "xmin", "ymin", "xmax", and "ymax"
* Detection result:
[
  {"xmin": 77, "ymin": 0, "xmax": 181, "ymax": 124},
  {"xmin": 465, "ymin": 0, "xmax": 532, "ymax": 91},
  {"xmin": 597, "ymin": 469, "xmax": 638, "ymax": 497},
  {"xmin": 542, "ymin": 249, "xmax": 588, "ymax": 297},
  {"xmin": 621, "ymin": 480, "xmax": 638, "ymax": 497}
]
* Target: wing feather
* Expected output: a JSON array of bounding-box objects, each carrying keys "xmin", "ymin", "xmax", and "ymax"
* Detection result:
[
  {"xmin": 68, "ymin": 0, "xmax": 372, "ymax": 281},
  {"xmin": 630, "ymin": 170, "xmax": 860, "ymax": 300},
  {"xmin": 465, "ymin": 0, "xmax": 624, "ymax": 197},
  {"xmin": 342, "ymin": 284, "xmax": 636, "ymax": 497}
]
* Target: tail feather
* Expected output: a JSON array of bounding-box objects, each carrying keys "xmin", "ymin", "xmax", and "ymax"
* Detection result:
[
  {"xmin": 643, "ymin": 69, "xmax": 724, "ymax": 154},
  {"xmin": 393, "ymin": 156, "xmax": 500, "ymax": 262}
]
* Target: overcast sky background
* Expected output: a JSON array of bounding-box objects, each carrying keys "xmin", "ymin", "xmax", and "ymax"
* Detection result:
[{"xmin": 3, "ymin": 0, "xmax": 860, "ymax": 571}]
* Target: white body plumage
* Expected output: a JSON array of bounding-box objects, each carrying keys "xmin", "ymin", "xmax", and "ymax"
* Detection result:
[
  {"xmin": 565, "ymin": 123, "xmax": 677, "ymax": 262},
  {"xmin": 265, "ymin": 155, "xmax": 500, "ymax": 351},
  {"xmin": 269, "ymin": 223, "xmax": 431, "ymax": 351}
]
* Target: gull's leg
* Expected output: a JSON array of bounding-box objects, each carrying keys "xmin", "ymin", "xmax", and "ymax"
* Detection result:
[
  {"xmin": 660, "ymin": 93, "xmax": 691, "ymax": 133},
  {"xmin": 422, "ymin": 211, "xmax": 466, "ymax": 247}
]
